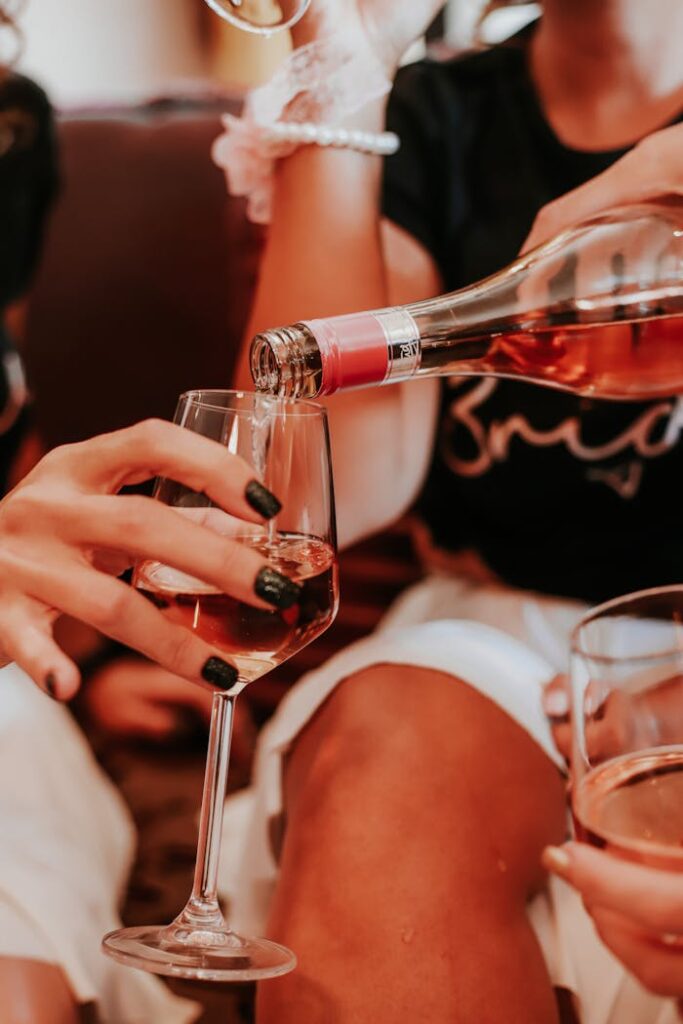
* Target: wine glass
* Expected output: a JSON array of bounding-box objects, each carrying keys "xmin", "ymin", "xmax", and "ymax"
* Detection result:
[
  {"xmin": 102, "ymin": 389, "xmax": 338, "ymax": 980},
  {"xmin": 569, "ymin": 585, "xmax": 683, "ymax": 871},
  {"xmin": 203, "ymin": 0, "xmax": 311, "ymax": 34}
]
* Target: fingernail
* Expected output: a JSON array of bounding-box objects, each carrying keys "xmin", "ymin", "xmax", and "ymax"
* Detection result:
[
  {"xmin": 45, "ymin": 672, "xmax": 58, "ymax": 699},
  {"xmin": 255, "ymin": 567, "xmax": 302, "ymax": 610},
  {"xmin": 542, "ymin": 845, "xmax": 571, "ymax": 878},
  {"xmin": 201, "ymin": 656, "xmax": 238, "ymax": 691},
  {"xmin": 544, "ymin": 687, "xmax": 569, "ymax": 718},
  {"xmin": 245, "ymin": 480, "xmax": 282, "ymax": 520}
]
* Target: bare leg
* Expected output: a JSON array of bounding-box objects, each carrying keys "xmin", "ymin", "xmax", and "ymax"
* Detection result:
[
  {"xmin": 0, "ymin": 958, "xmax": 80, "ymax": 1024},
  {"xmin": 257, "ymin": 664, "xmax": 566, "ymax": 1024}
]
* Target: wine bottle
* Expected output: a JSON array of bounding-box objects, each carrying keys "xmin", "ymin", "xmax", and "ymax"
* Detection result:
[{"xmin": 250, "ymin": 200, "xmax": 683, "ymax": 401}]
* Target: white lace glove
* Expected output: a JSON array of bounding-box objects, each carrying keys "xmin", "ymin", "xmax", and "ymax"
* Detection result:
[{"xmin": 212, "ymin": 0, "xmax": 445, "ymax": 222}]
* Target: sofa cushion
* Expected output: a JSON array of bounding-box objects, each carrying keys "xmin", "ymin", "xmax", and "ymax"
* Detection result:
[{"xmin": 24, "ymin": 97, "xmax": 263, "ymax": 448}]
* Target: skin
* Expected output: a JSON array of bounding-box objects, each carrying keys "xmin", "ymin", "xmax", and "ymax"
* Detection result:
[
  {"xmin": 544, "ymin": 842, "xmax": 683, "ymax": 1009},
  {"xmin": 0, "ymin": 418, "xmax": 293, "ymax": 1023},
  {"xmin": 81, "ymin": 659, "xmax": 257, "ymax": 766},
  {"xmin": 524, "ymin": 122, "xmax": 683, "ymax": 251},
  {"xmin": 0, "ymin": 959, "xmax": 80, "ymax": 1024},
  {"xmin": 0, "ymin": 418, "xmax": 288, "ymax": 699},
  {"xmin": 258, "ymin": 665, "xmax": 567, "ymax": 1024},
  {"xmin": 0, "ymin": 12, "xmax": 290, "ymax": 1019},
  {"xmin": 231, "ymin": 1, "xmax": 683, "ymax": 1021},
  {"xmin": 537, "ymin": 119, "xmax": 683, "ymax": 1001}
]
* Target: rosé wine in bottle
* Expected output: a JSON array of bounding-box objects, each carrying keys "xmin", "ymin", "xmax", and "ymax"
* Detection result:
[
  {"xmin": 251, "ymin": 200, "xmax": 683, "ymax": 401},
  {"xmin": 572, "ymin": 748, "xmax": 683, "ymax": 872}
]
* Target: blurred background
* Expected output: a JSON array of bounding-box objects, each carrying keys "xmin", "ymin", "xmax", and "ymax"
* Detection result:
[{"xmin": 15, "ymin": 0, "xmax": 541, "ymax": 105}]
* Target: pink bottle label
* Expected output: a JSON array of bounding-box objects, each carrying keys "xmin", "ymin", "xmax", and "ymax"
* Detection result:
[{"xmin": 304, "ymin": 314, "xmax": 389, "ymax": 395}]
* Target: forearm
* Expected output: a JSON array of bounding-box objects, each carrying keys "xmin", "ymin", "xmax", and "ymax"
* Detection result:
[
  {"xmin": 235, "ymin": 101, "xmax": 440, "ymax": 549},
  {"xmin": 236, "ymin": 100, "xmax": 390, "ymax": 387}
]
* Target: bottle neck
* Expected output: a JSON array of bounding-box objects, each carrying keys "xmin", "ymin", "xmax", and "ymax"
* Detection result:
[
  {"xmin": 250, "ymin": 201, "xmax": 683, "ymax": 398},
  {"xmin": 251, "ymin": 322, "xmax": 323, "ymax": 398}
]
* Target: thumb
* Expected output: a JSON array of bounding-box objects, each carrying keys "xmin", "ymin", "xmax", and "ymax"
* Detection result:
[{"xmin": 543, "ymin": 674, "xmax": 570, "ymax": 721}]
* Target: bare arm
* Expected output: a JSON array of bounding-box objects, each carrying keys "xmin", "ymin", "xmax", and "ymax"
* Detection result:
[
  {"xmin": 236, "ymin": 106, "xmax": 442, "ymax": 548},
  {"xmin": 0, "ymin": 421, "xmax": 291, "ymax": 698}
]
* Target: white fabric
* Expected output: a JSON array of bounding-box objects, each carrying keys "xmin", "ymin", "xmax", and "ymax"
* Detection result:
[
  {"xmin": 218, "ymin": 573, "xmax": 680, "ymax": 1024},
  {"xmin": 211, "ymin": 31, "xmax": 393, "ymax": 224},
  {"xmin": 16, "ymin": 0, "xmax": 206, "ymax": 108},
  {"xmin": 213, "ymin": 115, "xmax": 399, "ymax": 223},
  {"xmin": 0, "ymin": 663, "xmax": 199, "ymax": 1024}
]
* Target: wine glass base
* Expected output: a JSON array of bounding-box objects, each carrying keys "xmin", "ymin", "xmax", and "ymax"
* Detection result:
[{"xmin": 102, "ymin": 924, "xmax": 297, "ymax": 982}]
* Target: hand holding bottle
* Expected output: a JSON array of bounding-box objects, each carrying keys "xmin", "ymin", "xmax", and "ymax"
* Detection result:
[
  {"xmin": 523, "ymin": 123, "xmax": 683, "ymax": 252},
  {"xmin": 0, "ymin": 420, "xmax": 291, "ymax": 700}
]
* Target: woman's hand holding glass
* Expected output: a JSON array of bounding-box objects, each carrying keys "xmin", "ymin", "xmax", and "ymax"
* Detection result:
[
  {"xmin": 0, "ymin": 418, "xmax": 289, "ymax": 700},
  {"xmin": 102, "ymin": 390, "xmax": 338, "ymax": 982},
  {"xmin": 545, "ymin": 841, "xmax": 683, "ymax": 1005},
  {"xmin": 544, "ymin": 587, "xmax": 683, "ymax": 1008}
]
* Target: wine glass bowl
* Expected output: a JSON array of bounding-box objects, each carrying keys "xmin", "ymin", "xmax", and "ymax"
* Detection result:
[
  {"xmin": 203, "ymin": 0, "xmax": 311, "ymax": 34},
  {"xmin": 135, "ymin": 532, "xmax": 336, "ymax": 688},
  {"xmin": 570, "ymin": 586, "xmax": 683, "ymax": 871},
  {"xmin": 102, "ymin": 391, "xmax": 338, "ymax": 980}
]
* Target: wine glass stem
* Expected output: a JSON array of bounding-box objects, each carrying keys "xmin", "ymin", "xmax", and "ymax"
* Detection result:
[{"xmin": 183, "ymin": 691, "xmax": 235, "ymax": 927}]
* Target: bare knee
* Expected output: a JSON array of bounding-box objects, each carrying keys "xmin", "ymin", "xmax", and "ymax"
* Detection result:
[
  {"xmin": 0, "ymin": 959, "xmax": 80, "ymax": 1024},
  {"xmin": 284, "ymin": 663, "xmax": 566, "ymax": 901}
]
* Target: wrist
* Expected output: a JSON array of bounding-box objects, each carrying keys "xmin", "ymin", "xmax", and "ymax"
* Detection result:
[
  {"xmin": 212, "ymin": 36, "xmax": 396, "ymax": 224},
  {"xmin": 339, "ymin": 95, "xmax": 390, "ymax": 132},
  {"xmin": 247, "ymin": 34, "xmax": 392, "ymax": 128}
]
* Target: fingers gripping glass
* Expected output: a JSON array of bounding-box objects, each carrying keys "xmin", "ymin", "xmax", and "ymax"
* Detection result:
[
  {"xmin": 102, "ymin": 391, "xmax": 339, "ymax": 981},
  {"xmin": 204, "ymin": 0, "xmax": 311, "ymax": 34},
  {"xmin": 570, "ymin": 586, "xmax": 683, "ymax": 871}
]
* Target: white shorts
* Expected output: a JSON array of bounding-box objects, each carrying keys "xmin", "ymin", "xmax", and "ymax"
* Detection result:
[
  {"xmin": 0, "ymin": 663, "xmax": 200, "ymax": 1024},
  {"xmin": 219, "ymin": 574, "xmax": 680, "ymax": 1024}
]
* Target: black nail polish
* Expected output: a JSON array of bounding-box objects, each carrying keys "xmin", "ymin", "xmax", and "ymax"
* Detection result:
[
  {"xmin": 245, "ymin": 480, "xmax": 282, "ymax": 520},
  {"xmin": 201, "ymin": 656, "xmax": 239, "ymax": 691},
  {"xmin": 45, "ymin": 672, "xmax": 57, "ymax": 698},
  {"xmin": 255, "ymin": 567, "xmax": 302, "ymax": 610}
]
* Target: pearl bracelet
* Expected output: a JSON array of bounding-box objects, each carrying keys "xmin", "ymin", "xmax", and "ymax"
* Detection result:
[
  {"xmin": 261, "ymin": 121, "xmax": 400, "ymax": 156},
  {"xmin": 213, "ymin": 113, "xmax": 400, "ymax": 224}
]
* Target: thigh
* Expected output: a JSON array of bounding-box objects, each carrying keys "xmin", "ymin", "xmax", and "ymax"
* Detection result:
[
  {"xmin": 282, "ymin": 663, "xmax": 566, "ymax": 900},
  {"xmin": 223, "ymin": 619, "xmax": 566, "ymax": 936},
  {"xmin": 257, "ymin": 665, "xmax": 566, "ymax": 1023},
  {"xmin": 0, "ymin": 958, "xmax": 80, "ymax": 1024}
]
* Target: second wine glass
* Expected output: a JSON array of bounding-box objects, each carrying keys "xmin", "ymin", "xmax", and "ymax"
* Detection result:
[
  {"xmin": 570, "ymin": 585, "xmax": 683, "ymax": 871},
  {"xmin": 102, "ymin": 389, "xmax": 338, "ymax": 980}
]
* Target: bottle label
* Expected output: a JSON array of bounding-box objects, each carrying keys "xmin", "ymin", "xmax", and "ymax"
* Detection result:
[
  {"xmin": 377, "ymin": 309, "xmax": 422, "ymax": 382},
  {"xmin": 305, "ymin": 309, "xmax": 421, "ymax": 394}
]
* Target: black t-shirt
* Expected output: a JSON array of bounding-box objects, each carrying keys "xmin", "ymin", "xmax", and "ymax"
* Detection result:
[
  {"xmin": 382, "ymin": 33, "xmax": 683, "ymax": 604},
  {"xmin": 0, "ymin": 73, "xmax": 57, "ymax": 493}
]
